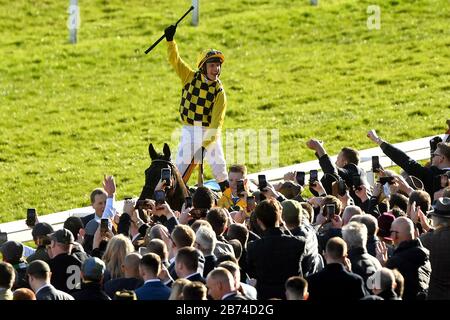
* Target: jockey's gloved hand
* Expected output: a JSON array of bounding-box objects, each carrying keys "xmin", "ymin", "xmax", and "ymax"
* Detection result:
[{"xmin": 165, "ymin": 25, "xmax": 177, "ymax": 41}]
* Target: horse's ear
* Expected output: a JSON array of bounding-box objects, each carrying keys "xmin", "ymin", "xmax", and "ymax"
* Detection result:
[
  {"xmin": 163, "ymin": 143, "xmax": 171, "ymax": 159},
  {"xmin": 148, "ymin": 143, "xmax": 158, "ymax": 160}
]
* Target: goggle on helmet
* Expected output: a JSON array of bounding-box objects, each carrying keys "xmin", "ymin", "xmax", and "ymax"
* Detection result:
[{"xmin": 197, "ymin": 49, "xmax": 225, "ymax": 69}]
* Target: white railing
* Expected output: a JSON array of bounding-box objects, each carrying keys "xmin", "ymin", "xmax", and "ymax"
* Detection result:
[{"xmin": 0, "ymin": 134, "xmax": 444, "ymax": 243}]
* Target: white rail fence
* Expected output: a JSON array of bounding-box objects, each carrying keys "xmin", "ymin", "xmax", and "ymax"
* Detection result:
[{"xmin": 0, "ymin": 134, "xmax": 444, "ymax": 243}]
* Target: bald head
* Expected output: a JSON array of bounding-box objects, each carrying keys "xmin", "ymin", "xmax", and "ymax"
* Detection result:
[
  {"xmin": 123, "ymin": 253, "xmax": 142, "ymax": 278},
  {"xmin": 391, "ymin": 217, "xmax": 414, "ymax": 246},
  {"xmin": 369, "ymin": 268, "xmax": 395, "ymax": 295},
  {"xmin": 206, "ymin": 267, "xmax": 234, "ymax": 300}
]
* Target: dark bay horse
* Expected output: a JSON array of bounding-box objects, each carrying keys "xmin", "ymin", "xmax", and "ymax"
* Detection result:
[{"xmin": 139, "ymin": 143, "xmax": 189, "ymax": 212}]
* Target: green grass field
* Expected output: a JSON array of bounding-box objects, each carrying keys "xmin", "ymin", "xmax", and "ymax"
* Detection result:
[{"xmin": 0, "ymin": 0, "xmax": 449, "ymax": 222}]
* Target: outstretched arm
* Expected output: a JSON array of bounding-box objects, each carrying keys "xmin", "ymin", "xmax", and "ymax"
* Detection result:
[{"xmin": 167, "ymin": 41, "xmax": 194, "ymax": 85}]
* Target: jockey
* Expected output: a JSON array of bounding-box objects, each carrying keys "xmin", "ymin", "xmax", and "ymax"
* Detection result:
[{"xmin": 164, "ymin": 24, "xmax": 229, "ymax": 191}]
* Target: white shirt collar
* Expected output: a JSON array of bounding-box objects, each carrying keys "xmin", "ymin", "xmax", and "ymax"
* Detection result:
[
  {"xmin": 222, "ymin": 291, "xmax": 237, "ymax": 300},
  {"xmin": 144, "ymin": 279, "xmax": 161, "ymax": 285}
]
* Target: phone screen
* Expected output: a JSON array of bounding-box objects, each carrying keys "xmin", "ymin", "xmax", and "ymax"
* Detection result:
[
  {"xmin": 100, "ymin": 219, "xmax": 109, "ymax": 234},
  {"xmin": 154, "ymin": 190, "xmax": 166, "ymax": 205},
  {"xmin": 246, "ymin": 196, "xmax": 256, "ymax": 214},
  {"xmin": 309, "ymin": 170, "xmax": 318, "ymax": 183},
  {"xmin": 0, "ymin": 232, "xmax": 8, "ymax": 245},
  {"xmin": 161, "ymin": 168, "xmax": 171, "ymax": 187},
  {"xmin": 296, "ymin": 171, "xmax": 305, "ymax": 186},
  {"xmin": 185, "ymin": 196, "xmax": 193, "ymax": 208},
  {"xmin": 26, "ymin": 208, "xmax": 37, "ymax": 227},
  {"xmin": 352, "ymin": 175, "xmax": 362, "ymax": 189},
  {"xmin": 326, "ymin": 204, "xmax": 336, "ymax": 220},
  {"xmin": 258, "ymin": 175, "xmax": 267, "ymax": 190},
  {"xmin": 237, "ymin": 180, "xmax": 245, "ymax": 196},
  {"xmin": 372, "ymin": 156, "xmax": 381, "ymax": 173}
]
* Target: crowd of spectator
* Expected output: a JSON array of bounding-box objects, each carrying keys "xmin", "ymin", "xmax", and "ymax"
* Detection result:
[{"xmin": 1, "ymin": 128, "xmax": 449, "ymax": 301}]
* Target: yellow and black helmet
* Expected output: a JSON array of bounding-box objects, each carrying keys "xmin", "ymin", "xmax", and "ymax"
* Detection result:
[{"xmin": 197, "ymin": 49, "xmax": 225, "ymax": 69}]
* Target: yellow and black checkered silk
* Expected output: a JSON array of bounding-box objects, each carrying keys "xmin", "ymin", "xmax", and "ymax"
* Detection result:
[{"xmin": 179, "ymin": 71, "xmax": 223, "ymax": 127}]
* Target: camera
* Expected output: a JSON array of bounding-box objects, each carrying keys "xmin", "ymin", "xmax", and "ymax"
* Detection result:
[
  {"xmin": 372, "ymin": 156, "xmax": 381, "ymax": 173},
  {"xmin": 337, "ymin": 179, "xmax": 347, "ymax": 196},
  {"xmin": 430, "ymin": 136, "xmax": 442, "ymax": 154},
  {"xmin": 26, "ymin": 208, "xmax": 37, "ymax": 227},
  {"xmin": 295, "ymin": 171, "xmax": 305, "ymax": 186},
  {"xmin": 154, "ymin": 190, "xmax": 166, "ymax": 205},
  {"xmin": 379, "ymin": 176, "xmax": 395, "ymax": 185},
  {"xmin": 258, "ymin": 175, "xmax": 267, "ymax": 191}
]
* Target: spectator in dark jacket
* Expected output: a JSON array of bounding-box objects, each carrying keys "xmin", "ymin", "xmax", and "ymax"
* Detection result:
[
  {"xmin": 135, "ymin": 253, "xmax": 171, "ymax": 300},
  {"xmin": 247, "ymin": 198, "xmax": 306, "ymax": 299},
  {"xmin": 27, "ymin": 223, "xmax": 54, "ymax": 263},
  {"xmin": 0, "ymin": 241, "xmax": 28, "ymax": 290},
  {"xmin": 306, "ymin": 237, "xmax": 368, "ymax": 301},
  {"xmin": 368, "ymin": 130, "xmax": 450, "ymax": 198},
  {"xmin": 342, "ymin": 222, "xmax": 382, "ymax": 286},
  {"xmin": 306, "ymin": 139, "xmax": 370, "ymax": 208},
  {"xmin": 27, "ymin": 260, "xmax": 74, "ymax": 300},
  {"xmin": 381, "ymin": 217, "xmax": 431, "ymax": 300},
  {"xmin": 103, "ymin": 252, "xmax": 143, "ymax": 298},
  {"xmin": 420, "ymin": 197, "xmax": 450, "ymax": 300},
  {"xmin": 47, "ymin": 229, "xmax": 82, "ymax": 293},
  {"xmin": 281, "ymin": 200, "xmax": 323, "ymax": 276},
  {"xmin": 71, "ymin": 257, "xmax": 110, "ymax": 300}
]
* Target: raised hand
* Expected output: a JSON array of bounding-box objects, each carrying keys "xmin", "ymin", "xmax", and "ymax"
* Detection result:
[
  {"xmin": 164, "ymin": 24, "xmax": 177, "ymax": 41},
  {"xmin": 103, "ymin": 175, "xmax": 116, "ymax": 197},
  {"xmin": 376, "ymin": 241, "xmax": 388, "ymax": 266}
]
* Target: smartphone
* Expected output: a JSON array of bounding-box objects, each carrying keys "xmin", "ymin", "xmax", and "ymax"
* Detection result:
[
  {"xmin": 379, "ymin": 176, "xmax": 395, "ymax": 185},
  {"xmin": 237, "ymin": 180, "xmax": 245, "ymax": 196},
  {"xmin": 185, "ymin": 196, "xmax": 193, "ymax": 208},
  {"xmin": 296, "ymin": 171, "xmax": 305, "ymax": 186},
  {"xmin": 352, "ymin": 175, "xmax": 362, "ymax": 190},
  {"xmin": 258, "ymin": 175, "xmax": 267, "ymax": 190},
  {"xmin": 161, "ymin": 168, "xmax": 171, "ymax": 188},
  {"xmin": 309, "ymin": 170, "xmax": 318, "ymax": 184},
  {"xmin": 26, "ymin": 208, "xmax": 37, "ymax": 227},
  {"xmin": 326, "ymin": 204, "xmax": 336, "ymax": 220},
  {"xmin": 246, "ymin": 196, "xmax": 256, "ymax": 214},
  {"xmin": 0, "ymin": 232, "xmax": 8, "ymax": 245},
  {"xmin": 100, "ymin": 219, "xmax": 109, "ymax": 235},
  {"xmin": 372, "ymin": 156, "xmax": 381, "ymax": 173},
  {"xmin": 338, "ymin": 179, "xmax": 347, "ymax": 196},
  {"xmin": 154, "ymin": 190, "xmax": 166, "ymax": 205}
]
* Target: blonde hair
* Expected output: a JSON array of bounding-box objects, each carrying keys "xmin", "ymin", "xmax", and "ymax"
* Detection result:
[
  {"xmin": 102, "ymin": 234, "xmax": 135, "ymax": 279},
  {"xmin": 169, "ymin": 278, "xmax": 191, "ymax": 300}
]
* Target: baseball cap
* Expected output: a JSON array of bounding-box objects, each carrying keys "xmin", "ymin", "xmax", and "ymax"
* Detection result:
[
  {"xmin": 377, "ymin": 212, "xmax": 395, "ymax": 240},
  {"xmin": 428, "ymin": 197, "xmax": 450, "ymax": 218},
  {"xmin": 50, "ymin": 228, "xmax": 75, "ymax": 245},
  {"xmin": 281, "ymin": 200, "xmax": 303, "ymax": 224},
  {"xmin": 82, "ymin": 257, "xmax": 105, "ymax": 281},
  {"xmin": 0, "ymin": 241, "xmax": 24, "ymax": 263}
]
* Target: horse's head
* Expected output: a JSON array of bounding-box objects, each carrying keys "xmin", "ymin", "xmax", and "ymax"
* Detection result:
[{"xmin": 139, "ymin": 143, "xmax": 188, "ymax": 211}]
